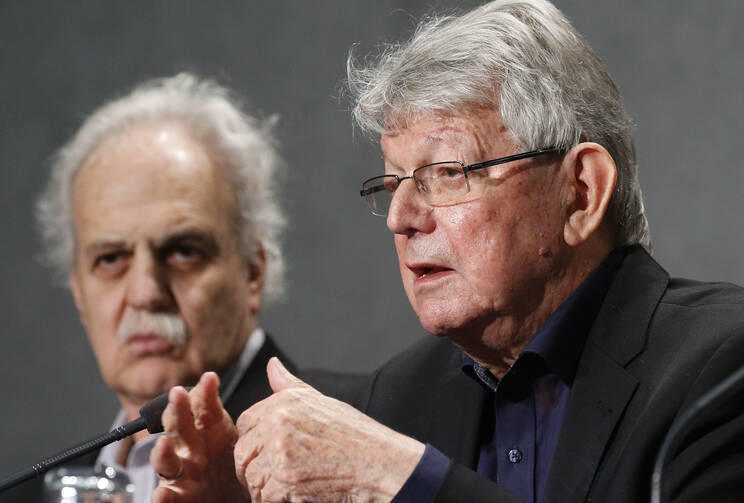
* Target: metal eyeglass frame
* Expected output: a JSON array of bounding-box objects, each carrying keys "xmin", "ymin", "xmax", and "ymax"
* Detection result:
[{"xmin": 359, "ymin": 147, "xmax": 563, "ymax": 216}]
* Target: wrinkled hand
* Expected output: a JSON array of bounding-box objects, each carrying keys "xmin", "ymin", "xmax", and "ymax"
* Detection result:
[
  {"xmin": 235, "ymin": 357, "xmax": 425, "ymax": 503},
  {"xmin": 150, "ymin": 372, "xmax": 249, "ymax": 503}
]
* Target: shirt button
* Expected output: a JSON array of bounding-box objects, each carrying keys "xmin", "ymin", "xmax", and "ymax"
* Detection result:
[{"xmin": 508, "ymin": 448, "xmax": 523, "ymax": 463}]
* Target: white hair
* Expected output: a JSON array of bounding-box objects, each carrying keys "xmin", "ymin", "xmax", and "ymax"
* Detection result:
[
  {"xmin": 347, "ymin": 0, "xmax": 650, "ymax": 249},
  {"xmin": 37, "ymin": 73, "xmax": 287, "ymax": 301}
]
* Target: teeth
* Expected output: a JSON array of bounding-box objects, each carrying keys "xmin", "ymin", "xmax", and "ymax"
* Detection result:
[{"xmin": 419, "ymin": 268, "xmax": 434, "ymax": 278}]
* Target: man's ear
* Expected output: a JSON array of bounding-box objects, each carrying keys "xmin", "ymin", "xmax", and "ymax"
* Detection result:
[
  {"xmin": 562, "ymin": 142, "xmax": 617, "ymax": 247},
  {"xmin": 69, "ymin": 271, "xmax": 87, "ymax": 327},
  {"xmin": 245, "ymin": 241, "xmax": 266, "ymax": 314}
]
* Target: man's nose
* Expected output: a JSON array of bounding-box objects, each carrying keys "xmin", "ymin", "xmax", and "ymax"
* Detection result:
[
  {"xmin": 386, "ymin": 179, "xmax": 435, "ymax": 235},
  {"xmin": 125, "ymin": 252, "xmax": 173, "ymax": 311}
]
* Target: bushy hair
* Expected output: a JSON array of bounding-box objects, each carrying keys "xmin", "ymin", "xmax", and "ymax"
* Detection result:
[
  {"xmin": 37, "ymin": 73, "xmax": 287, "ymax": 301},
  {"xmin": 347, "ymin": 0, "xmax": 650, "ymax": 249}
]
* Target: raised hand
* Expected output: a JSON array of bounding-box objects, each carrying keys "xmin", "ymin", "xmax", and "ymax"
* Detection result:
[
  {"xmin": 150, "ymin": 372, "xmax": 249, "ymax": 503},
  {"xmin": 234, "ymin": 357, "xmax": 425, "ymax": 503}
]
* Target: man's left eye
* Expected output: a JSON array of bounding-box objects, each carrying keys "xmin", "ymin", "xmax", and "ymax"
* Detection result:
[
  {"xmin": 168, "ymin": 246, "xmax": 204, "ymax": 265},
  {"xmin": 92, "ymin": 251, "xmax": 129, "ymax": 276}
]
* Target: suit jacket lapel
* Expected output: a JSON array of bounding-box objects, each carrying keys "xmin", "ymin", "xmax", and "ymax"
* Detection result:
[
  {"xmin": 369, "ymin": 340, "xmax": 489, "ymax": 468},
  {"xmin": 223, "ymin": 334, "xmax": 293, "ymax": 421},
  {"xmin": 544, "ymin": 247, "xmax": 669, "ymax": 503},
  {"xmin": 423, "ymin": 364, "xmax": 489, "ymax": 467}
]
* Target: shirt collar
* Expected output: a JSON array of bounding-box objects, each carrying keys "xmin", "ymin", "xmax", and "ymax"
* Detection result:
[
  {"xmin": 219, "ymin": 327, "xmax": 266, "ymax": 401},
  {"xmin": 463, "ymin": 247, "xmax": 626, "ymax": 388}
]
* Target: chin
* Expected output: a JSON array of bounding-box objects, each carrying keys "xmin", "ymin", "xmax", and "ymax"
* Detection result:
[
  {"xmin": 415, "ymin": 299, "xmax": 466, "ymax": 335},
  {"xmin": 124, "ymin": 362, "xmax": 192, "ymax": 400},
  {"xmin": 134, "ymin": 376, "xmax": 178, "ymax": 400},
  {"xmin": 417, "ymin": 312, "xmax": 462, "ymax": 338}
]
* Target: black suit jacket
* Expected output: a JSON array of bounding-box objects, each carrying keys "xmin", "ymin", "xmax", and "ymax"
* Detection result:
[{"xmin": 356, "ymin": 247, "xmax": 744, "ymax": 502}]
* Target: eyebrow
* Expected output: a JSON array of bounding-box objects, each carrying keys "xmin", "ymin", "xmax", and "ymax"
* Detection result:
[
  {"xmin": 83, "ymin": 239, "xmax": 129, "ymax": 262},
  {"xmin": 158, "ymin": 229, "xmax": 219, "ymax": 256}
]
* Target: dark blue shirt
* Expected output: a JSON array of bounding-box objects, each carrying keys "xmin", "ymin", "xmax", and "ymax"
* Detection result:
[{"xmin": 392, "ymin": 249, "xmax": 625, "ymax": 503}]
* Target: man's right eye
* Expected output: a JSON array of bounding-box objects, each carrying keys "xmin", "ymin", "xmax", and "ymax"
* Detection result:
[
  {"xmin": 98, "ymin": 252, "xmax": 119, "ymax": 264},
  {"xmin": 431, "ymin": 164, "xmax": 464, "ymax": 179},
  {"xmin": 93, "ymin": 252, "xmax": 127, "ymax": 274}
]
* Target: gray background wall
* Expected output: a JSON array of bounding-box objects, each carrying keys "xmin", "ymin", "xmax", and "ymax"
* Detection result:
[{"xmin": 0, "ymin": 0, "xmax": 741, "ymax": 481}]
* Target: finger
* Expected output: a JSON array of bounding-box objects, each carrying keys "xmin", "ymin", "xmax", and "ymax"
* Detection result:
[
  {"xmin": 162, "ymin": 386, "xmax": 203, "ymax": 456},
  {"xmin": 150, "ymin": 435, "xmax": 182, "ymax": 481},
  {"xmin": 244, "ymin": 469, "xmax": 273, "ymax": 503},
  {"xmin": 266, "ymin": 357, "xmax": 311, "ymax": 393},
  {"xmin": 233, "ymin": 430, "xmax": 264, "ymax": 489},
  {"xmin": 151, "ymin": 485, "xmax": 178, "ymax": 503},
  {"xmin": 235, "ymin": 403, "xmax": 259, "ymax": 436},
  {"xmin": 189, "ymin": 371, "xmax": 229, "ymax": 431}
]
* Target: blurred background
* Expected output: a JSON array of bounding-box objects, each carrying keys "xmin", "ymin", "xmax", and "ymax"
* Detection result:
[{"xmin": 0, "ymin": 0, "xmax": 742, "ymax": 480}]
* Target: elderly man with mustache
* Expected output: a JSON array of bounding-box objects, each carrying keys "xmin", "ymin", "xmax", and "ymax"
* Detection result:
[{"xmin": 25, "ymin": 73, "xmax": 295, "ymax": 503}]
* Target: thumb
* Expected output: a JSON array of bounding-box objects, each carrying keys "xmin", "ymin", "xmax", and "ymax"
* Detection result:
[{"xmin": 267, "ymin": 357, "xmax": 311, "ymax": 393}]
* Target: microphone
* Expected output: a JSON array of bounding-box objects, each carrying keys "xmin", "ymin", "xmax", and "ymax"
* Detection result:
[
  {"xmin": 650, "ymin": 365, "xmax": 744, "ymax": 503},
  {"xmin": 0, "ymin": 388, "xmax": 174, "ymax": 493}
]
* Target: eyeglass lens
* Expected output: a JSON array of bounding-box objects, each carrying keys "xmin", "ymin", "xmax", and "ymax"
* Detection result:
[{"xmin": 362, "ymin": 162, "xmax": 471, "ymax": 215}]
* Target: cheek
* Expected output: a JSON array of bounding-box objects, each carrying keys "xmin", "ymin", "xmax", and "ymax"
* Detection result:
[
  {"xmin": 447, "ymin": 206, "xmax": 502, "ymax": 269},
  {"xmin": 78, "ymin": 292, "xmax": 130, "ymax": 386},
  {"xmin": 394, "ymin": 236, "xmax": 411, "ymax": 279},
  {"xmin": 174, "ymin": 271, "xmax": 247, "ymax": 351},
  {"xmin": 447, "ymin": 204, "xmax": 546, "ymax": 300},
  {"xmin": 79, "ymin": 286, "xmax": 124, "ymax": 355},
  {"xmin": 86, "ymin": 329, "xmax": 116, "ymax": 369},
  {"xmin": 175, "ymin": 278, "xmax": 225, "ymax": 336}
]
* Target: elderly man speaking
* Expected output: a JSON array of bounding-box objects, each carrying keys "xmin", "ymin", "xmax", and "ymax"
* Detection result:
[{"xmin": 150, "ymin": 1, "xmax": 744, "ymax": 502}]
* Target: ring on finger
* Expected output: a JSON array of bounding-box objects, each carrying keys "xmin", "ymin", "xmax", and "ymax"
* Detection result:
[{"xmin": 157, "ymin": 465, "xmax": 184, "ymax": 481}]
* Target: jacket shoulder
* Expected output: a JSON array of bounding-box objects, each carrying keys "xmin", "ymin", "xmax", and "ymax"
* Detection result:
[
  {"xmin": 369, "ymin": 336, "xmax": 462, "ymax": 388},
  {"xmin": 662, "ymin": 277, "xmax": 744, "ymax": 309}
]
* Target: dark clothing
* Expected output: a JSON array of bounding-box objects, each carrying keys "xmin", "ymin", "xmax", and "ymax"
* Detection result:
[
  {"xmin": 395, "ymin": 248, "xmax": 624, "ymax": 503},
  {"xmin": 358, "ymin": 246, "xmax": 744, "ymax": 502}
]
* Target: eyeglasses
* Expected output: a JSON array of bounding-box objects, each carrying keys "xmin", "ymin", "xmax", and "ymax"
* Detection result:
[{"xmin": 359, "ymin": 147, "xmax": 562, "ymax": 216}]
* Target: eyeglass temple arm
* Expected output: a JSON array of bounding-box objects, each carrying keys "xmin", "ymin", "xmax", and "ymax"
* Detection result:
[{"xmin": 463, "ymin": 147, "xmax": 563, "ymax": 174}]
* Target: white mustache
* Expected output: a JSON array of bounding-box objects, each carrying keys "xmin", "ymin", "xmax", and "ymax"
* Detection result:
[
  {"xmin": 117, "ymin": 309, "xmax": 188, "ymax": 347},
  {"xmin": 405, "ymin": 239, "xmax": 452, "ymax": 266}
]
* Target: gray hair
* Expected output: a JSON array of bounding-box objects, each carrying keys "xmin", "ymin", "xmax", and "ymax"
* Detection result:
[
  {"xmin": 37, "ymin": 73, "xmax": 287, "ymax": 301},
  {"xmin": 347, "ymin": 0, "xmax": 650, "ymax": 249}
]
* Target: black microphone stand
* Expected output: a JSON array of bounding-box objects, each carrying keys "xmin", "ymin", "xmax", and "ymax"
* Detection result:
[
  {"xmin": 0, "ymin": 389, "xmax": 170, "ymax": 493},
  {"xmin": 650, "ymin": 365, "xmax": 744, "ymax": 503}
]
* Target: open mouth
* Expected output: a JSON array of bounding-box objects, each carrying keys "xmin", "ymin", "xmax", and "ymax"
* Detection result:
[{"xmin": 410, "ymin": 265, "xmax": 453, "ymax": 279}]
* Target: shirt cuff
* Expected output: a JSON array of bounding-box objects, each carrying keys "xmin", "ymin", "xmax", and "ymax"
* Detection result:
[{"xmin": 391, "ymin": 444, "xmax": 451, "ymax": 503}]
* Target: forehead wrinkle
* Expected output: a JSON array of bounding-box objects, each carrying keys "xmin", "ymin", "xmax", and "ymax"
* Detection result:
[
  {"xmin": 423, "ymin": 123, "xmax": 467, "ymax": 144},
  {"xmin": 383, "ymin": 126, "xmax": 466, "ymax": 167},
  {"xmin": 382, "ymin": 112, "xmax": 516, "ymax": 174},
  {"xmin": 467, "ymin": 130, "xmax": 491, "ymax": 164},
  {"xmin": 424, "ymin": 119, "xmax": 509, "ymax": 165}
]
